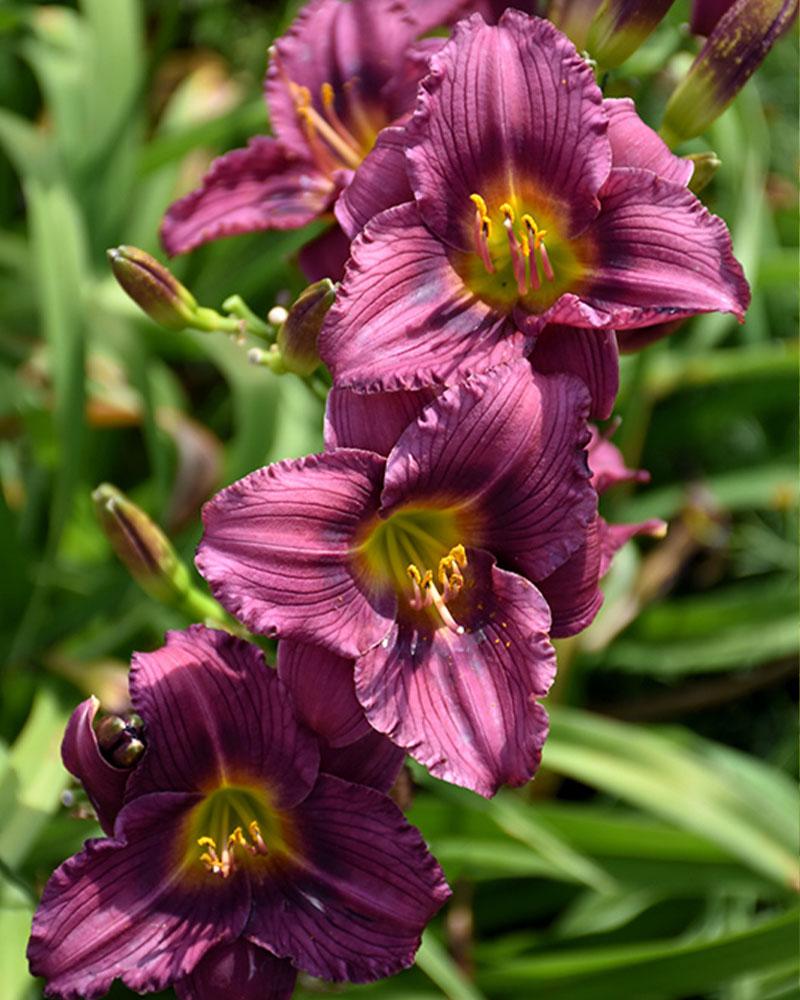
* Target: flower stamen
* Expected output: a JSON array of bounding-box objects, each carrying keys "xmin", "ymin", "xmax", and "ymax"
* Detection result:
[
  {"xmin": 197, "ymin": 821, "xmax": 268, "ymax": 878},
  {"xmin": 406, "ymin": 545, "xmax": 467, "ymax": 634},
  {"xmin": 470, "ymin": 194, "xmax": 495, "ymax": 274}
]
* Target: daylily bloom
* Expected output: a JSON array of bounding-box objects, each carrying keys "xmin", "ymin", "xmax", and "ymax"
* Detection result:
[
  {"xmin": 28, "ymin": 626, "xmax": 447, "ymax": 1000},
  {"xmin": 320, "ymin": 12, "xmax": 749, "ymax": 395},
  {"xmin": 198, "ymin": 361, "xmax": 600, "ymax": 796},
  {"xmin": 661, "ymin": 0, "xmax": 798, "ymax": 146},
  {"xmin": 160, "ymin": 0, "xmax": 471, "ymax": 279},
  {"xmin": 266, "ymin": 374, "xmax": 662, "ymax": 794}
]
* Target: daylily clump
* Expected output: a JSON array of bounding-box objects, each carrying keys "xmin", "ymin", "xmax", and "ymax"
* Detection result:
[
  {"xmin": 29, "ymin": 626, "xmax": 447, "ymax": 999},
  {"xmin": 30, "ymin": 2, "xmax": 768, "ymax": 997}
]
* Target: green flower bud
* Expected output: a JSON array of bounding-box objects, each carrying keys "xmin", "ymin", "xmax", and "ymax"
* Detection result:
[
  {"xmin": 111, "ymin": 738, "xmax": 146, "ymax": 768},
  {"xmin": 276, "ymin": 279, "xmax": 336, "ymax": 377},
  {"xmin": 686, "ymin": 151, "xmax": 722, "ymax": 193},
  {"xmin": 92, "ymin": 483, "xmax": 190, "ymax": 604},
  {"xmin": 107, "ymin": 245, "xmax": 199, "ymax": 331},
  {"xmin": 95, "ymin": 711, "xmax": 146, "ymax": 769},
  {"xmin": 660, "ymin": 0, "xmax": 797, "ymax": 146},
  {"xmin": 548, "ymin": 0, "xmax": 603, "ymax": 50},
  {"xmin": 587, "ymin": 0, "xmax": 676, "ymax": 69}
]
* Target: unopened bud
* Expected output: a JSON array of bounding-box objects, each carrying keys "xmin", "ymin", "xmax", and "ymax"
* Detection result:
[
  {"xmin": 276, "ymin": 279, "xmax": 336, "ymax": 377},
  {"xmin": 660, "ymin": 0, "xmax": 798, "ymax": 146},
  {"xmin": 686, "ymin": 151, "xmax": 721, "ymax": 193},
  {"xmin": 94, "ymin": 711, "xmax": 146, "ymax": 769},
  {"xmin": 92, "ymin": 483, "xmax": 190, "ymax": 604},
  {"xmin": 586, "ymin": 0, "xmax": 676, "ymax": 68},
  {"xmin": 690, "ymin": 0, "xmax": 736, "ymax": 36},
  {"xmin": 547, "ymin": 0, "xmax": 603, "ymax": 49},
  {"xmin": 108, "ymin": 245, "xmax": 200, "ymax": 331}
]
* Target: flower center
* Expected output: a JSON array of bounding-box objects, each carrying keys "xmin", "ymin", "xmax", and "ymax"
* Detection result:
[
  {"xmin": 455, "ymin": 190, "xmax": 589, "ymax": 314},
  {"xmin": 271, "ymin": 48, "xmax": 382, "ymax": 174},
  {"xmin": 356, "ymin": 507, "xmax": 469, "ymax": 634},
  {"xmin": 185, "ymin": 784, "xmax": 290, "ymax": 881}
]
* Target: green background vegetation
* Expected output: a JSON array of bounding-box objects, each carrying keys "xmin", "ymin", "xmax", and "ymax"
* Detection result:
[{"xmin": 0, "ymin": 2, "xmax": 797, "ymax": 998}]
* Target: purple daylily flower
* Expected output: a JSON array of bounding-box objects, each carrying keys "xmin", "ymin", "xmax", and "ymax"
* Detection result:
[
  {"xmin": 197, "ymin": 361, "xmax": 598, "ymax": 796},
  {"xmin": 160, "ymin": 0, "xmax": 470, "ymax": 279},
  {"xmin": 320, "ymin": 12, "xmax": 749, "ymax": 394},
  {"xmin": 28, "ymin": 626, "xmax": 447, "ymax": 1000},
  {"xmin": 323, "ymin": 377, "xmax": 664, "ymax": 637}
]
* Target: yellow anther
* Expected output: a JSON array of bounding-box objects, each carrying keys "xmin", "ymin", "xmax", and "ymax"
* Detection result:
[
  {"xmin": 197, "ymin": 836, "xmax": 216, "ymax": 849},
  {"xmin": 470, "ymin": 193, "xmax": 488, "ymax": 216},
  {"xmin": 449, "ymin": 544, "xmax": 467, "ymax": 567},
  {"xmin": 500, "ymin": 202, "xmax": 515, "ymax": 222},
  {"xmin": 521, "ymin": 214, "xmax": 547, "ymax": 248},
  {"xmin": 228, "ymin": 827, "xmax": 247, "ymax": 849},
  {"xmin": 248, "ymin": 820, "xmax": 262, "ymax": 839},
  {"xmin": 407, "ymin": 564, "xmax": 422, "ymax": 585},
  {"xmin": 421, "ymin": 569, "xmax": 434, "ymax": 589},
  {"xmin": 321, "ymin": 81, "xmax": 335, "ymax": 109}
]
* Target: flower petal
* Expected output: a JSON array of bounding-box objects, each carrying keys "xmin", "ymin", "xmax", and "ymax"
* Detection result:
[
  {"xmin": 405, "ymin": 11, "xmax": 609, "ymax": 249},
  {"xmin": 334, "ymin": 126, "xmax": 412, "ymax": 238},
  {"xmin": 277, "ymin": 640, "xmax": 369, "ymax": 748},
  {"xmin": 247, "ymin": 774, "xmax": 449, "ymax": 982},
  {"xmin": 298, "ymin": 223, "xmax": 351, "ymax": 283},
  {"xmin": 320, "ymin": 729, "xmax": 406, "ymax": 794},
  {"xmin": 599, "ymin": 516, "xmax": 666, "ymax": 575},
  {"xmin": 324, "ymin": 383, "xmax": 439, "ymax": 455},
  {"xmin": 175, "ymin": 940, "xmax": 297, "ymax": 1000},
  {"xmin": 197, "ymin": 451, "xmax": 393, "ymax": 658},
  {"xmin": 28, "ymin": 792, "xmax": 249, "ymax": 1000},
  {"xmin": 537, "ymin": 519, "xmax": 604, "ymax": 638},
  {"xmin": 354, "ymin": 549, "xmax": 556, "ymax": 797},
  {"xmin": 160, "ymin": 138, "xmax": 333, "ymax": 256},
  {"xmin": 381, "ymin": 361, "xmax": 596, "ymax": 582},
  {"xmin": 604, "ymin": 98, "xmax": 694, "ymax": 186},
  {"xmin": 587, "ymin": 424, "xmax": 649, "ymax": 494},
  {"xmin": 128, "ymin": 626, "xmax": 319, "ymax": 808},
  {"xmin": 61, "ymin": 697, "xmax": 130, "ymax": 836},
  {"xmin": 529, "ymin": 325, "xmax": 619, "ymax": 420},
  {"xmin": 561, "ymin": 167, "xmax": 750, "ymax": 329},
  {"xmin": 320, "ymin": 202, "xmax": 525, "ymax": 391}
]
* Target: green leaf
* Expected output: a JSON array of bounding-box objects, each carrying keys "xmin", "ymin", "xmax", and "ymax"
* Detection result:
[
  {"xmin": 416, "ymin": 931, "xmax": 485, "ymax": 1000},
  {"xmin": 478, "ymin": 908, "xmax": 799, "ymax": 999},
  {"xmin": 0, "ymin": 878, "xmax": 36, "ymax": 1000},
  {"xmin": 544, "ymin": 708, "xmax": 799, "ymax": 889},
  {"xmin": 0, "ymin": 686, "xmax": 70, "ymax": 871}
]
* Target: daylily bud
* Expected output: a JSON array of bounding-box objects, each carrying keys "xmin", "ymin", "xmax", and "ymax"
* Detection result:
[
  {"xmin": 661, "ymin": 0, "xmax": 798, "ymax": 145},
  {"xmin": 686, "ymin": 151, "xmax": 721, "ymax": 193},
  {"xmin": 108, "ymin": 245, "xmax": 200, "ymax": 330},
  {"xmin": 95, "ymin": 711, "xmax": 146, "ymax": 769},
  {"xmin": 586, "ymin": 0, "xmax": 677, "ymax": 68},
  {"xmin": 92, "ymin": 483, "xmax": 190, "ymax": 604},
  {"xmin": 547, "ymin": 0, "xmax": 602, "ymax": 49},
  {"xmin": 276, "ymin": 279, "xmax": 336, "ymax": 377},
  {"xmin": 690, "ymin": 0, "xmax": 736, "ymax": 35}
]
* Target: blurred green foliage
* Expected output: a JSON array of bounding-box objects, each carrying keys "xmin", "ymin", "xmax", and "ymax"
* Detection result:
[{"xmin": 0, "ymin": 2, "xmax": 797, "ymax": 998}]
